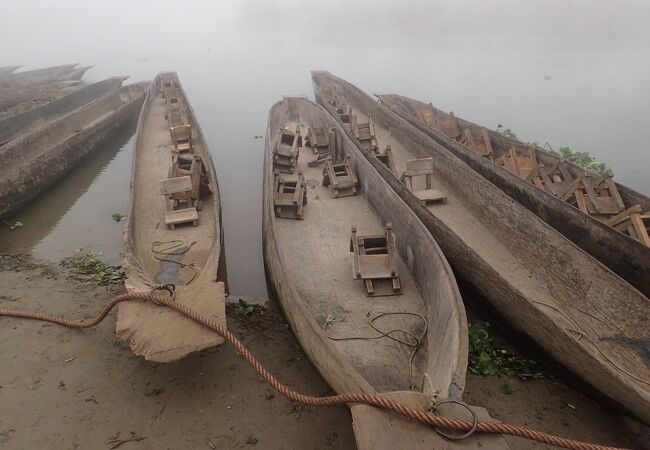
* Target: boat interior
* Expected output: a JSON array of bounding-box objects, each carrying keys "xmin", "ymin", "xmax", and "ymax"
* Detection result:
[
  {"xmin": 381, "ymin": 95, "xmax": 650, "ymax": 246},
  {"xmin": 313, "ymin": 74, "xmax": 650, "ymax": 400},
  {"xmin": 267, "ymin": 98, "xmax": 465, "ymax": 397}
]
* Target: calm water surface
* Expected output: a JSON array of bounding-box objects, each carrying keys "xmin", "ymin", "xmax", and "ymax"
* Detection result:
[{"xmin": 1, "ymin": 1, "xmax": 649, "ymax": 299}]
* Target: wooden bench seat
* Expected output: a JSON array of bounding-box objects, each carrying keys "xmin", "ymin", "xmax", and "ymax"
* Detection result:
[
  {"xmin": 322, "ymin": 156, "xmax": 358, "ymax": 198},
  {"xmin": 273, "ymin": 125, "xmax": 300, "ymax": 173},
  {"xmin": 273, "ymin": 173, "xmax": 307, "ymax": 220},
  {"xmin": 401, "ymin": 157, "xmax": 447, "ymax": 205},
  {"xmin": 350, "ymin": 224, "xmax": 401, "ymax": 297}
]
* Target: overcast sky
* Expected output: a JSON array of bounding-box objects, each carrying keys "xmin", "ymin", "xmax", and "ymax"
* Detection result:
[{"xmin": 2, "ymin": 0, "xmax": 649, "ymax": 67}]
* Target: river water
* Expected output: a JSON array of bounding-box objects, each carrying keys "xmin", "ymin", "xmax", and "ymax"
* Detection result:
[{"xmin": 1, "ymin": 0, "xmax": 649, "ymax": 299}]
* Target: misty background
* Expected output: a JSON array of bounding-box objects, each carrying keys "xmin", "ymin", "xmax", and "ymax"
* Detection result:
[{"xmin": 1, "ymin": 0, "xmax": 649, "ymax": 298}]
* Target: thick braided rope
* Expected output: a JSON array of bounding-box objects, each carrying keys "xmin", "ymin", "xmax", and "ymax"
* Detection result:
[{"xmin": 0, "ymin": 292, "xmax": 628, "ymax": 450}]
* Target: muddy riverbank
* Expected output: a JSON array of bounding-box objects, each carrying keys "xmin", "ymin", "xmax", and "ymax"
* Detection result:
[{"xmin": 0, "ymin": 255, "xmax": 647, "ymax": 449}]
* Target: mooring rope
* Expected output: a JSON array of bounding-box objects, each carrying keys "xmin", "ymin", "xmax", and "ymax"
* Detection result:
[{"xmin": 0, "ymin": 292, "xmax": 629, "ymax": 450}]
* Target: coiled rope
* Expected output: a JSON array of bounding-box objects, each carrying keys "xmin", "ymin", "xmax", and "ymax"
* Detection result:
[{"xmin": 0, "ymin": 292, "xmax": 628, "ymax": 450}]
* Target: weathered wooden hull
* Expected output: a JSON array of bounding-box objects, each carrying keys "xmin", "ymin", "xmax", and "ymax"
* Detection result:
[
  {"xmin": 0, "ymin": 78, "xmax": 125, "ymax": 145},
  {"xmin": 120, "ymin": 73, "xmax": 227, "ymax": 362},
  {"xmin": 0, "ymin": 81, "xmax": 147, "ymax": 219},
  {"xmin": 312, "ymin": 71, "xmax": 650, "ymax": 425},
  {"xmin": 0, "ymin": 64, "xmax": 79, "ymax": 89},
  {"xmin": 378, "ymin": 94, "xmax": 650, "ymax": 298},
  {"xmin": 263, "ymin": 97, "xmax": 505, "ymax": 448}
]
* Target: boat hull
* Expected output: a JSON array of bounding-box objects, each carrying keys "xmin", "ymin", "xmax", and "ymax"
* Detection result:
[
  {"xmin": 378, "ymin": 94, "xmax": 650, "ymax": 298},
  {"xmin": 0, "ymin": 82, "xmax": 147, "ymax": 219},
  {"xmin": 312, "ymin": 71, "xmax": 650, "ymax": 425}
]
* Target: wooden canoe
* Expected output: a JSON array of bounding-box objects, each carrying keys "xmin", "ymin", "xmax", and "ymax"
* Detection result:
[
  {"xmin": 0, "ymin": 64, "xmax": 79, "ymax": 89},
  {"xmin": 377, "ymin": 94, "xmax": 650, "ymax": 298},
  {"xmin": 0, "ymin": 78, "xmax": 125, "ymax": 145},
  {"xmin": 0, "ymin": 80, "xmax": 147, "ymax": 219},
  {"xmin": 263, "ymin": 96, "xmax": 506, "ymax": 448},
  {"xmin": 120, "ymin": 72, "xmax": 227, "ymax": 363},
  {"xmin": 312, "ymin": 71, "xmax": 650, "ymax": 425},
  {"xmin": 0, "ymin": 66, "xmax": 22, "ymax": 75}
]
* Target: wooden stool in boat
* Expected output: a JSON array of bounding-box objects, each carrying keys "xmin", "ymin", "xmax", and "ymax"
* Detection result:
[
  {"xmin": 352, "ymin": 113, "xmax": 378, "ymax": 153},
  {"xmin": 169, "ymin": 154, "xmax": 202, "ymax": 208},
  {"xmin": 322, "ymin": 156, "xmax": 358, "ymax": 198},
  {"xmin": 440, "ymin": 111, "xmax": 463, "ymax": 141},
  {"xmin": 606, "ymin": 205, "xmax": 650, "ymax": 246},
  {"xmin": 525, "ymin": 160, "xmax": 574, "ymax": 196},
  {"xmin": 461, "ymin": 127, "xmax": 494, "ymax": 160},
  {"xmin": 273, "ymin": 172, "xmax": 307, "ymax": 220},
  {"xmin": 495, "ymin": 146, "xmax": 536, "ymax": 178},
  {"xmin": 561, "ymin": 170, "xmax": 625, "ymax": 217},
  {"xmin": 338, "ymin": 109, "xmax": 354, "ymax": 134},
  {"xmin": 401, "ymin": 158, "xmax": 447, "ymax": 205},
  {"xmin": 159, "ymin": 175, "xmax": 199, "ymax": 229},
  {"xmin": 350, "ymin": 224, "xmax": 401, "ymax": 297},
  {"xmin": 170, "ymin": 124, "xmax": 193, "ymax": 154},
  {"xmin": 273, "ymin": 125, "xmax": 300, "ymax": 173},
  {"xmin": 375, "ymin": 145, "xmax": 397, "ymax": 176},
  {"xmin": 307, "ymin": 126, "xmax": 336, "ymax": 167}
]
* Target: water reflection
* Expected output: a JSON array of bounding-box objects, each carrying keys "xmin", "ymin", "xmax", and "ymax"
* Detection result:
[{"xmin": 0, "ymin": 123, "xmax": 136, "ymax": 265}]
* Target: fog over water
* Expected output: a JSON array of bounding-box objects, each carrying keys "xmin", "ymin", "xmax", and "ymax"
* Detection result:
[{"xmin": 1, "ymin": 0, "xmax": 649, "ymax": 298}]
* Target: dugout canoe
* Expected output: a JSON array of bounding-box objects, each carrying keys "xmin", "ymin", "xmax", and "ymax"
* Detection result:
[
  {"xmin": 0, "ymin": 66, "xmax": 22, "ymax": 75},
  {"xmin": 312, "ymin": 71, "xmax": 650, "ymax": 425},
  {"xmin": 0, "ymin": 64, "xmax": 79, "ymax": 89},
  {"xmin": 119, "ymin": 72, "xmax": 227, "ymax": 363},
  {"xmin": 264, "ymin": 96, "xmax": 505, "ymax": 449},
  {"xmin": 377, "ymin": 93, "xmax": 650, "ymax": 298},
  {"xmin": 0, "ymin": 78, "xmax": 124, "ymax": 145},
  {"xmin": 0, "ymin": 79, "xmax": 147, "ymax": 219}
]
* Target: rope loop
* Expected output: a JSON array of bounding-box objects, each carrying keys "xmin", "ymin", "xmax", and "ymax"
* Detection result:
[
  {"xmin": 431, "ymin": 399, "xmax": 478, "ymax": 440},
  {"xmin": 148, "ymin": 284, "xmax": 176, "ymax": 304}
]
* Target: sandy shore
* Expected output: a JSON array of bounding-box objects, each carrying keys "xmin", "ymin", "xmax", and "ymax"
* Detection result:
[{"xmin": 0, "ymin": 256, "xmax": 647, "ymax": 449}]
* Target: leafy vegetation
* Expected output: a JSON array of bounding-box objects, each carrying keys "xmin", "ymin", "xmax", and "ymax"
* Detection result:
[
  {"xmin": 3, "ymin": 220, "xmax": 23, "ymax": 230},
  {"xmin": 62, "ymin": 252, "xmax": 125, "ymax": 285},
  {"xmin": 468, "ymin": 322, "xmax": 553, "ymax": 380},
  {"xmin": 112, "ymin": 212, "xmax": 126, "ymax": 222},
  {"xmin": 497, "ymin": 125, "xmax": 608, "ymax": 175}
]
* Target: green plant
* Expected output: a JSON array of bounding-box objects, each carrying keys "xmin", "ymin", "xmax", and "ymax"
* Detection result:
[
  {"xmin": 496, "ymin": 125, "xmax": 518, "ymax": 140},
  {"xmin": 112, "ymin": 212, "xmax": 126, "ymax": 222},
  {"xmin": 468, "ymin": 322, "xmax": 553, "ymax": 380},
  {"xmin": 547, "ymin": 146, "xmax": 607, "ymax": 175},
  {"xmin": 3, "ymin": 220, "xmax": 23, "ymax": 230},
  {"xmin": 62, "ymin": 252, "xmax": 125, "ymax": 285}
]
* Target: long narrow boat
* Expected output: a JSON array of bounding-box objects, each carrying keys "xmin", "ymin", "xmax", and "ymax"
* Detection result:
[
  {"xmin": 0, "ymin": 64, "xmax": 79, "ymax": 89},
  {"xmin": 312, "ymin": 71, "xmax": 650, "ymax": 425},
  {"xmin": 264, "ymin": 96, "xmax": 505, "ymax": 448},
  {"xmin": 0, "ymin": 78, "xmax": 124, "ymax": 145},
  {"xmin": 0, "ymin": 66, "xmax": 22, "ymax": 75},
  {"xmin": 0, "ymin": 79, "xmax": 147, "ymax": 219},
  {"xmin": 120, "ymin": 72, "xmax": 227, "ymax": 363},
  {"xmin": 377, "ymin": 94, "xmax": 650, "ymax": 298}
]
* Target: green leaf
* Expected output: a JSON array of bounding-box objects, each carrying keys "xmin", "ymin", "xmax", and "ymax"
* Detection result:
[{"xmin": 500, "ymin": 383, "xmax": 515, "ymax": 395}]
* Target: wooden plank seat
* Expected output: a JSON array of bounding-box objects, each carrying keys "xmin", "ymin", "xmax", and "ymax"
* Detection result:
[
  {"xmin": 401, "ymin": 157, "xmax": 447, "ymax": 205},
  {"xmin": 159, "ymin": 175, "xmax": 199, "ymax": 229},
  {"xmin": 170, "ymin": 124, "xmax": 193, "ymax": 154},
  {"xmin": 350, "ymin": 223, "xmax": 401, "ymax": 297},
  {"xmin": 375, "ymin": 145, "xmax": 397, "ymax": 176},
  {"xmin": 352, "ymin": 113, "xmax": 378, "ymax": 153},
  {"xmin": 496, "ymin": 146, "xmax": 537, "ymax": 178},
  {"xmin": 338, "ymin": 110, "xmax": 354, "ymax": 133},
  {"xmin": 414, "ymin": 103, "xmax": 438, "ymax": 128},
  {"xmin": 561, "ymin": 170, "xmax": 625, "ymax": 216},
  {"xmin": 461, "ymin": 127, "xmax": 494, "ymax": 160},
  {"xmin": 306, "ymin": 126, "xmax": 336, "ymax": 167},
  {"xmin": 439, "ymin": 111, "xmax": 463, "ymax": 141},
  {"xmin": 273, "ymin": 125, "xmax": 301, "ymax": 173},
  {"xmin": 322, "ymin": 156, "xmax": 358, "ymax": 198},
  {"xmin": 169, "ymin": 154, "xmax": 203, "ymax": 208},
  {"xmin": 606, "ymin": 205, "xmax": 650, "ymax": 246},
  {"xmin": 273, "ymin": 172, "xmax": 307, "ymax": 220},
  {"xmin": 525, "ymin": 160, "xmax": 574, "ymax": 196}
]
